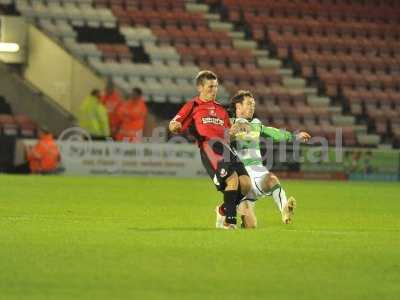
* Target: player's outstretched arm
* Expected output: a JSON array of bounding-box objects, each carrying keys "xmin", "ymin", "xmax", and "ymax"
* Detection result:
[
  {"xmin": 295, "ymin": 131, "xmax": 311, "ymax": 143},
  {"xmin": 261, "ymin": 125, "xmax": 294, "ymax": 142},
  {"xmin": 261, "ymin": 125, "xmax": 311, "ymax": 143},
  {"xmin": 169, "ymin": 120, "xmax": 182, "ymax": 134},
  {"xmin": 169, "ymin": 101, "xmax": 195, "ymax": 135}
]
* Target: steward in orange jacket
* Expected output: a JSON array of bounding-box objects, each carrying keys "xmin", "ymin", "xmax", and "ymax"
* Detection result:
[
  {"xmin": 100, "ymin": 81, "xmax": 123, "ymax": 134},
  {"xmin": 114, "ymin": 87, "xmax": 148, "ymax": 142},
  {"xmin": 27, "ymin": 130, "xmax": 60, "ymax": 174}
]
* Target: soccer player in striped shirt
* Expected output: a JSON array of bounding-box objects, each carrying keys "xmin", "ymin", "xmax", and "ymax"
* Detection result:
[{"xmin": 216, "ymin": 90, "xmax": 311, "ymax": 228}]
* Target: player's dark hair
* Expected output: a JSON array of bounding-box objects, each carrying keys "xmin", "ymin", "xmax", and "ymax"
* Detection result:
[
  {"xmin": 195, "ymin": 70, "xmax": 218, "ymax": 86},
  {"xmin": 91, "ymin": 89, "xmax": 100, "ymax": 97},
  {"xmin": 229, "ymin": 90, "xmax": 254, "ymax": 117},
  {"xmin": 132, "ymin": 87, "xmax": 143, "ymax": 96}
]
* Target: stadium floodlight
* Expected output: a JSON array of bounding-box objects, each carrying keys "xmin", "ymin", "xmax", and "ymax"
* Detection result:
[{"xmin": 0, "ymin": 42, "xmax": 20, "ymax": 53}]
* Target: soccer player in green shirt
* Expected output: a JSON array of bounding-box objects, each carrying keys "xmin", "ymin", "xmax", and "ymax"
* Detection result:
[{"xmin": 216, "ymin": 90, "xmax": 311, "ymax": 228}]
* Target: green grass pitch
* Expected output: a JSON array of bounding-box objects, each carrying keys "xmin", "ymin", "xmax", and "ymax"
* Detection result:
[{"xmin": 1, "ymin": 175, "xmax": 399, "ymax": 299}]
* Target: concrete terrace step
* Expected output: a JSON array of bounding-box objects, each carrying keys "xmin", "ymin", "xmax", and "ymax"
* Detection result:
[
  {"xmin": 232, "ymin": 39, "xmax": 258, "ymax": 50},
  {"xmin": 304, "ymin": 87, "xmax": 318, "ymax": 96},
  {"xmin": 257, "ymin": 58, "xmax": 281, "ymax": 69},
  {"xmin": 209, "ymin": 21, "xmax": 234, "ymax": 32},
  {"xmin": 328, "ymin": 106, "xmax": 342, "ymax": 114},
  {"xmin": 279, "ymin": 68, "xmax": 293, "ymax": 77},
  {"xmin": 307, "ymin": 96, "xmax": 330, "ymax": 107},
  {"xmin": 332, "ymin": 115, "xmax": 356, "ymax": 126},
  {"xmin": 204, "ymin": 13, "xmax": 220, "ymax": 21},
  {"xmin": 357, "ymin": 134, "xmax": 381, "ymax": 146},
  {"xmin": 228, "ymin": 31, "xmax": 245, "ymax": 39},
  {"xmin": 253, "ymin": 49, "xmax": 270, "ymax": 58},
  {"xmin": 185, "ymin": 3, "xmax": 209, "ymax": 13},
  {"xmin": 353, "ymin": 125, "xmax": 368, "ymax": 133},
  {"xmin": 282, "ymin": 77, "xmax": 306, "ymax": 89}
]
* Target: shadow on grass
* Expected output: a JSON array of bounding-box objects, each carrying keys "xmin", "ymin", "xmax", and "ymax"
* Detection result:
[{"xmin": 127, "ymin": 227, "xmax": 216, "ymax": 232}]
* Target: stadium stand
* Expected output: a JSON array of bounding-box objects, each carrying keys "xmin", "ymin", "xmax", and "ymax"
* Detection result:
[
  {"xmin": 1, "ymin": 0, "xmax": 399, "ymax": 147},
  {"xmin": 11, "ymin": 0, "xmax": 211, "ymax": 105},
  {"xmin": 0, "ymin": 113, "xmax": 37, "ymax": 138},
  {"xmin": 0, "ymin": 59, "xmax": 75, "ymax": 136},
  {"xmin": 0, "ymin": 95, "xmax": 37, "ymax": 138},
  {"xmin": 207, "ymin": 0, "xmax": 400, "ymax": 147}
]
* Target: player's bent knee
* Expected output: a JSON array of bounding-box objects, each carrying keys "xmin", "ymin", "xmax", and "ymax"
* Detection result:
[
  {"xmin": 239, "ymin": 175, "xmax": 251, "ymax": 195},
  {"xmin": 266, "ymin": 173, "xmax": 280, "ymax": 188},
  {"xmin": 225, "ymin": 172, "xmax": 239, "ymax": 191}
]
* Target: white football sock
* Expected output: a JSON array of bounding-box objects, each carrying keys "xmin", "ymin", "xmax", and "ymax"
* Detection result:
[{"xmin": 271, "ymin": 185, "xmax": 288, "ymax": 212}]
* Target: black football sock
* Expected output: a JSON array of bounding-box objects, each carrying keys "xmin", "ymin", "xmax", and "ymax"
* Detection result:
[
  {"xmin": 236, "ymin": 190, "xmax": 245, "ymax": 205},
  {"xmin": 224, "ymin": 190, "xmax": 237, "ymax": 225}
]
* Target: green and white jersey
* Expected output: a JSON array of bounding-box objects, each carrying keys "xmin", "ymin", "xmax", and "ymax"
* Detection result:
[{"xmin": 231, "ymin": 117, "xmax": 294, "ymax": 167}]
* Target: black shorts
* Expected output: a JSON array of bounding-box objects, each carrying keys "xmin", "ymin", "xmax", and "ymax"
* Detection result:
[{"xmin": 200, "ymin": 140, "xmax": 248, "ymax": 191}]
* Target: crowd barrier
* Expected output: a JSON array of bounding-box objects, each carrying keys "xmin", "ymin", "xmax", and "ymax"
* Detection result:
[{"xmin": 13, "ymin": 139, "xmax": 400, "ymax": 181}]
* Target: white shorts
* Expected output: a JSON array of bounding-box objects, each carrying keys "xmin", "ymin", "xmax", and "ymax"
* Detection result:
[{"xmin": 245, "ymin": 165, "xmax": 271, "ymax": 200}]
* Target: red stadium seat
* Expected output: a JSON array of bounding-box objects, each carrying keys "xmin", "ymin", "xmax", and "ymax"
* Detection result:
[{"xmin": 0, "ymin": 114, "xmax": 18, "ymax": 136}]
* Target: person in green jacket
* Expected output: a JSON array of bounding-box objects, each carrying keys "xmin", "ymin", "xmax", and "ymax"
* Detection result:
[
  {"xmin": 216, "ymin": 90, "xmax": 311, "ymax": 228},
  {"xmin": 79, "ymin": 89, "xmax": 111, "ymax": 140}
]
